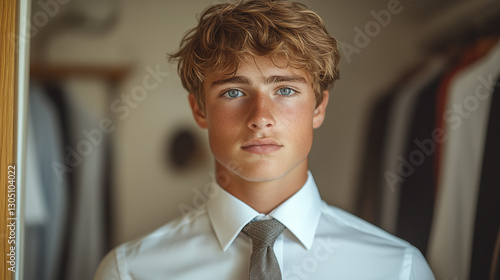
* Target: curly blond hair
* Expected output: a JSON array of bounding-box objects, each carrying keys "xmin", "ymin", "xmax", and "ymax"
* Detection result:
[{"xmin": 169, "ymin": 0, "xmax": 340, "ymax": 111}]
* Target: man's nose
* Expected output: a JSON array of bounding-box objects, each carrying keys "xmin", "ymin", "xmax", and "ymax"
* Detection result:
[{"xmin": 246, "ymin": 95, "xmax": 276, "ymax": 130}]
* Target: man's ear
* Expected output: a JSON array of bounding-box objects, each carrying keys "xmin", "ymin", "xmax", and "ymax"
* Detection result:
[
  {"xmin": 312, "ymin": 90, "xmax": 329, "ymax": 129},
  {"xmin": 188, "ymin": 94, "xmax": 207, "ymax": 129}
]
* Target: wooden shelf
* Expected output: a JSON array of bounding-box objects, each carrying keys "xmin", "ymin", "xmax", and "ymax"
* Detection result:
[{"xmin": 30, "ymin": 64, "xmax": 132, "ymax": 84}]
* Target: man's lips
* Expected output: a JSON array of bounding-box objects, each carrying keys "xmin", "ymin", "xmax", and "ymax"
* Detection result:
[{"xmin": 241, "ymin": 139, "xmax": 282, "ymax": 154}]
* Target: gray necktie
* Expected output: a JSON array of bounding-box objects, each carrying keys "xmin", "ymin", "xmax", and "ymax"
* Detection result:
[{"xmin": 242, "ymin": 219, "xmax": 285, "ymax": 280}]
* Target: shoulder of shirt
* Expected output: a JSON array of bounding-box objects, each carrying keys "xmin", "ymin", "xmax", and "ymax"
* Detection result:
[
  {"xmin": 95, "ymin": 206, "xmax": 209, "ymax": 278},
  {"xmin": 320, "ymin": 201, "xmax": 413, "ymax": 248},
  {"xmin": 115, "ymin": 203, "xmax": 209, "ymax": 254},
  {"xmin": 319, "ymin": 202, "xmax": 435, "ymax": 278}
]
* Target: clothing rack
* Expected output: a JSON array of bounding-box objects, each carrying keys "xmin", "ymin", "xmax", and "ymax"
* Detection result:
[{"xmin": 425, "ymin": 1, "xmax": 500, "ymax": 53}]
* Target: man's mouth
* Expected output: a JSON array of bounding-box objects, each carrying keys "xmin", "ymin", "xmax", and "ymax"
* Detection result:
[{"xmin": 241, "ymin": 138, "xmax": 282, "ymax": 154}]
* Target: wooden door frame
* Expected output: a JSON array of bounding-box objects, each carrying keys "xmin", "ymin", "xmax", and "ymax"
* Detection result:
[{"xmin": 1, "ymin": 0, "xmax": 30, "ymax": 279}]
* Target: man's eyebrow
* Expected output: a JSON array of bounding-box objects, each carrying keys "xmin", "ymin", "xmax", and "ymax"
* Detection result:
[
  {"xmin": 265, "ymin": 75, "xmax": 308, "ymax": 84},
  {"xmin": 211, "ymin": 75, "xmax": 307, "ymax": 88},
  {"xmin": 210, "ymin": 76, "xmax": 251, "ymax": 87}
]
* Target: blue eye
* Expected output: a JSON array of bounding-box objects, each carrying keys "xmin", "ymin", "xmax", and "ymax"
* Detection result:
[
  {"xmin": 223, "ymin": 89, "xmax": 243, "ymax": 98},
  {"xmin": 277, "ymin": 87, "xmax": 296, "ymax": 96}
]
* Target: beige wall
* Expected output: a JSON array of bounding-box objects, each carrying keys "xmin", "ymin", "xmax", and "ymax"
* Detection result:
[{"xmin": 36, "ymin": 0, "xmax": 490, "ymax": 246}]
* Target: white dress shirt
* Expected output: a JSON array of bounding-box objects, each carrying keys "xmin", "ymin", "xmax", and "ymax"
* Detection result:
[{"xmin": 95, "ymin": 171, "xmax": 435, "ymax": 279}]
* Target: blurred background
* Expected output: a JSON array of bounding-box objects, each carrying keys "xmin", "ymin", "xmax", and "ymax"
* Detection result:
[{"xmin": 24, "ymin": 0, "xmax": 500, "ymax": 279}]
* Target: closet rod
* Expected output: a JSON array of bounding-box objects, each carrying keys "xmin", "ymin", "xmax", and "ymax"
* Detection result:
[
  {"xmin": 30, "ymin": 64, "xmax": 131, "ymax": 84},
  {"xmin": 426, "ymin": 1, "xmax": 500, "ymax": 53}
]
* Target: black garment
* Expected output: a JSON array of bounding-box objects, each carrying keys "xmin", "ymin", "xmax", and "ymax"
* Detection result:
[
  {"xmin": 396, "ymin": 74, "xmax": 445, "ymax": 255},
  {"xmin": 469, "ymin": 77, "xmax": 500, "ymax": 280},
  {"xmin": 355, "ymin": 64, "xmax": 426, "ymax": 227},
  {"xmin": 43, "ymin": 83, "xmax": 74, "ymax": 280},
  {"xmin": 355, "ymin": 92, "xmax": 394, "ymax": 225}
]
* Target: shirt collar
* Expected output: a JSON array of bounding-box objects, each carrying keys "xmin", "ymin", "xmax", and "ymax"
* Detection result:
[
  {"xmin": 207, "ymin": 170, "xmax": 322, "ymax": 251},
  {"xmin": 269, "ymin": 171, "xmax": 322, "ymax": 249}
]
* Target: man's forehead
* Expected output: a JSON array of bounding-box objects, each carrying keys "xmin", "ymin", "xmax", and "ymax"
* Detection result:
[{"xmin": 205, "ymin": 56, "xmax": 312, "ymax": 85}]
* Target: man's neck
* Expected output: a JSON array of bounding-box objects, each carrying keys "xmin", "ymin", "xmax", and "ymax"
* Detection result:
[{"xmin": 215, "ymin": 160, "xmax": 309, "ymax": 214}]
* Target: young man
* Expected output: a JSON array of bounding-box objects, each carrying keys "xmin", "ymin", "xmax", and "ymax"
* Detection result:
[{"xmin": 95, "ymin": 1, "xmax": 435, "ymax": 279}]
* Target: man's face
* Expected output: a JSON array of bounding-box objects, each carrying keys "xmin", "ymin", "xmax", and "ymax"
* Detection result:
[{"xmin": 189, "ymin": 56, "xmax": 329, "ymax": 183}]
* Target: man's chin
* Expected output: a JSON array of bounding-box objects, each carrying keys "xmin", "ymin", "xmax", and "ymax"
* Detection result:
[{"xmin": 234, "ymin": 167, "xmax": 289, "ymax": 183}]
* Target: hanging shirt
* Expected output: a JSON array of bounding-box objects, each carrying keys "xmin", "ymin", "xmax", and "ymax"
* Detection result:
[
  {"xmin": 25, "ymin": 83, "xmax": 69, "ymax": 280},
  {"xmin": 434, "ymin": 37, "xmax": 499, "ymax": 196},
  {"xmin": 63, "ymin": 78, "xmax": 109, "ymax": 280},
  {"xmin": 95, "ymin": 171, "xmax": 434, "ymax": 280}
]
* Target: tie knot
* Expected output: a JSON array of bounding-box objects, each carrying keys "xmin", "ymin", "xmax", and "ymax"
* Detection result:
[{"xmin": 242, "ymin": 219, "xmax": 285, "ymax": 248}]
